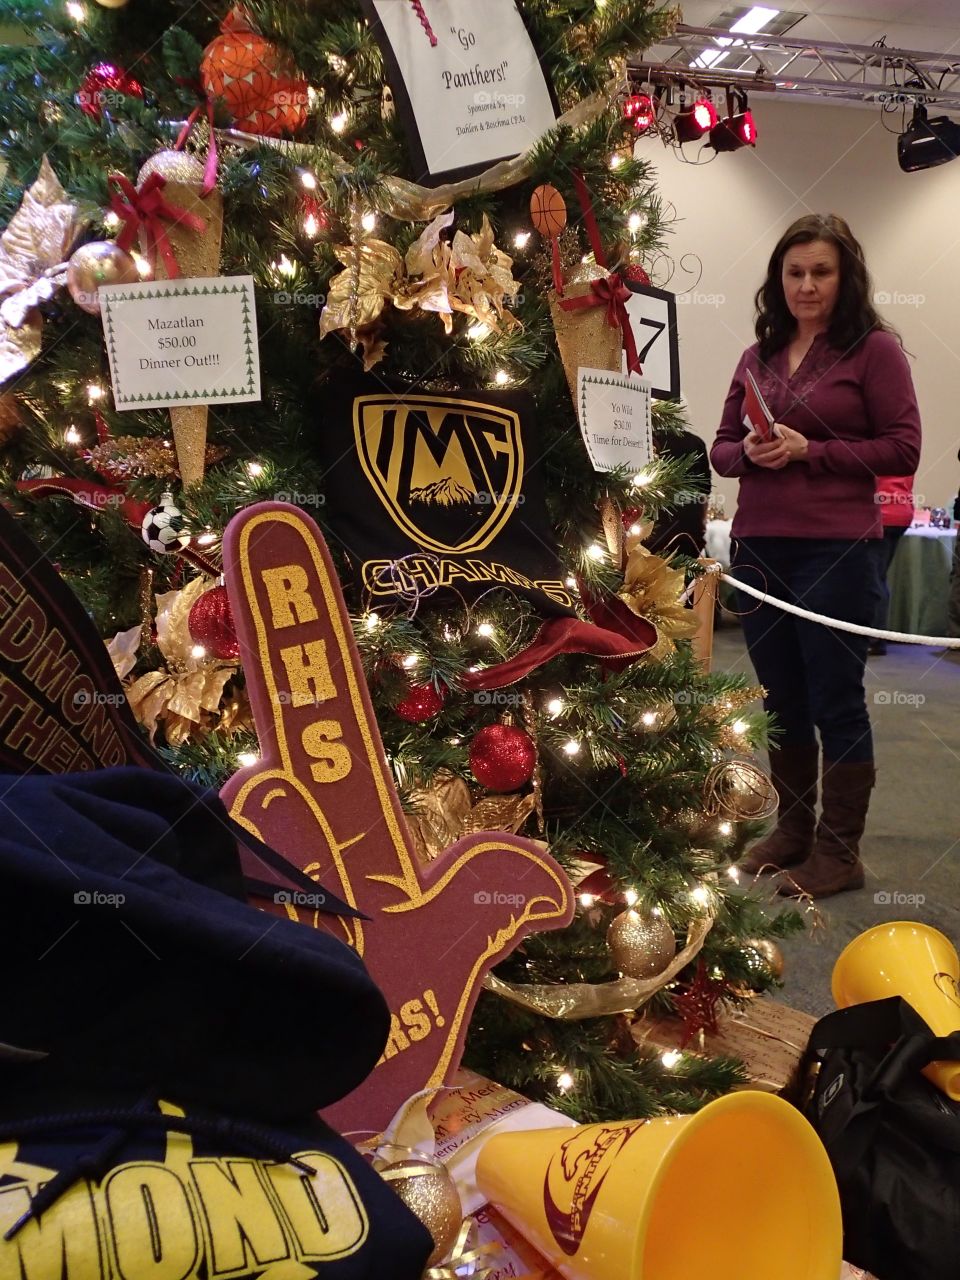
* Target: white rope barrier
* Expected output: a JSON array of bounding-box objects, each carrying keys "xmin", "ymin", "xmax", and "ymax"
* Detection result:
[{"xmin": 717, "ymin": 566, "xmax": 960, "ymax": 648}]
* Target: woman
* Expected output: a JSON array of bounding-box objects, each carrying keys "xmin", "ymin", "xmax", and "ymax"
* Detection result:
[{"xmin": 711, "ymin": 214, "xmax": 921, "ymax": 898}]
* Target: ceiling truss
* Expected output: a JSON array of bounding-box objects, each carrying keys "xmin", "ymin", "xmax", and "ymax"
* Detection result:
[{"xmin": 631, "ymin": 24, "xmax": 960, "ymax": 111}]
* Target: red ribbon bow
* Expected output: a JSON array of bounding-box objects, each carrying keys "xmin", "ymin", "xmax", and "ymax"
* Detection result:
[
  {"xmin": 559, "ymin": 272, "xmax": 642, "ymax": 375},
  {"xmin": 107, "ymin": 171, "xmax": 206, "ymax": 279}
]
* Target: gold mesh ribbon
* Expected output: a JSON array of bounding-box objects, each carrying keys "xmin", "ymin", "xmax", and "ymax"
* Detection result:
[{"xmin": 483, "ymin": 916, "xmax": 714, "ymax": 1018}]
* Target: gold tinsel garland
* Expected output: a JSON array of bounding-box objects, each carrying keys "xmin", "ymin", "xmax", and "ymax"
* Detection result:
[{"xmin": 85, "ymin": 436, "xmax": 229, "ymax": 481}]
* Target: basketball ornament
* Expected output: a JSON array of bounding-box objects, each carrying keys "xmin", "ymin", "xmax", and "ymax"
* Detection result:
[
  {"xmin": 530, "ymin": 184, "xmax": 567, "ymax": 238},
  {"xmin": 200, "ymin": 7, "xmax": 309, "ymax": 138},
  {"xmin": 220, "ymin": 503, "xmax": 574, "ymax": 1136},
  {"xmin": 530, "ymin": 184, "xmax": 567, "ymax": 292}
]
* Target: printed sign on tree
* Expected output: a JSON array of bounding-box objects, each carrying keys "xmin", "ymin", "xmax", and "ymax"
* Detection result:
[{"xmin": 361, "ymin": 0, "xmax": 558, "ymax": 184}]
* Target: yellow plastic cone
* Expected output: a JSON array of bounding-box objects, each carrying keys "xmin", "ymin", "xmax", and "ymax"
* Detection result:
[
  {"xmin": 832, "ymin": 920, "xmax": 960, "ymax": 1100},
  {"xmin": 475, "ymin": 1090, "xmax": 841, "ymax": 1279}
]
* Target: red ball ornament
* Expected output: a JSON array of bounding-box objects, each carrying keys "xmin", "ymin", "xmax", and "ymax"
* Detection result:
[
  {"xmin": 469, "ymin": 724, "xmax": 537, "ymax": 793},
  {"xmin": 201, "ymin": 7, "xmax": 308, "ymax": 137},
  {"xmin": 395, "ymin": 682, "xmax": 446, "ymax": 723},
  {"xmin": 187, "ymin": 584, "xmax": 240, "ymax": 660},
  {"xmin": 77, "ymin": 63, "xmax": 144, "ymax": 121},
  {"xmin": 623, "ymin": 263, "xmax": 651, "ymax": 286}
]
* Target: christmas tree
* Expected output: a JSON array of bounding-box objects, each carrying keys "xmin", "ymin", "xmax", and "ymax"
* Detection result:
[{"xmin": 0, "ymin": 0, "xmax": 800, "ymax": 1122}]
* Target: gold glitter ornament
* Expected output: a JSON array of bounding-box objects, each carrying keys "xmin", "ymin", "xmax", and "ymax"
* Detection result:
[
  {"xmin": 606, "ymin": 908, "xmax": 677, "ymax": 979},
  {"xmin": 66, "ymin": 240, "xmax": 139, "ymax": 314},
  {"xmin": 375, "ymin": 1150, "xmax": 462, "ymax": 1267},
  {"xmin": 705, "ymin": 759, "xmax": 779, "ymax": 821},
  {"xmin": 135, "ymin": 150, "xmax": 224, "ymax": 490},
  {"xmin": 745, "ymin": 937, "xmax": 785, "ymax": 980}
]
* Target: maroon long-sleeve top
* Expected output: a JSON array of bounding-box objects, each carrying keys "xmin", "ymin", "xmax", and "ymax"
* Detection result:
[{"xmin": 710, "ymin": 329, "xmax": 921, "ymax": 540}]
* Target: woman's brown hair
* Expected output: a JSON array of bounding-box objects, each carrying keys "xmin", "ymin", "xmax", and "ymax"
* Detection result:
[{"xmin": 755, "ymin": 213, "xmax": 896, "ymax": 360}]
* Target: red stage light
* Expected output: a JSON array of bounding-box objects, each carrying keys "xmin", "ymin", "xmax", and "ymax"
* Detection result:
[
  {"xmin": 710, "ymin": 109, "xmax": 758, "ymax": 152},
  {"xmin": 624, "ymin": 92, "xmax": 656, "ymax": 134},
  {"xmin": 675, "ymin": 98, "xmax": 719, "ymax": 143}
]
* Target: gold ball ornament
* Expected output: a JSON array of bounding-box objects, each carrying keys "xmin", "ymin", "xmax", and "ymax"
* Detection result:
[
  {"xmin": 94, "ymin": 0, "xmax": 130, "ymax": 7},
  {"xmin": 607, "ymin": 908, "xmax": 676, "ymax": 979},
  {"xmin": 66, "ymin": 241, "xmax": 140, "ymax": 315},
  {"xmin": 375, "ymin": 1150, "xmax": 462, "ymax": 1266},
  {"xmin": 746, "ymin": 937, "xmax": 785, "ymax": 980},
  {"xmin": 706, "ymin": 759, "xmax": 779, "ymax": 821}
]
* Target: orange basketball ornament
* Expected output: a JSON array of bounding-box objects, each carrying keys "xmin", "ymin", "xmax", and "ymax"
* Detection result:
[
  {"xmin": 530, "ymin": 184, "xmax": 567, "ymax": 238},
  {"xmin": 200, "ymin": 7, "xmax": 308, "ymax": 138},
  {"xmin": 530, "ymin": 183, "xmax": 567, "ymax": 291}
]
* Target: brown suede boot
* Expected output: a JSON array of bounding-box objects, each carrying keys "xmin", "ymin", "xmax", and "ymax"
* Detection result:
[
  {"xmin": 778, "ymin": 759, "xmax": 875, "ymax": 899},
  {"xmin": 739, "ymin": 744, "xmax": 819, "ymax": 876}
]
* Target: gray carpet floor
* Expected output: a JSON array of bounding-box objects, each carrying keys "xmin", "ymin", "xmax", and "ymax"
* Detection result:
[{"xmin": 713, "ymin": 621, "xmax": 960, "ymax": 1017}]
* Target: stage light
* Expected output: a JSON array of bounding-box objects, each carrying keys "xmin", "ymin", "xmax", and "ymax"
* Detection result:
[
  {"xmin": 674, "ymin": 98, "xmax": 718, "ymax": 144},
  {"xmin": 623, "ymin": 92, "xmax": 656, "ymax": 134},
  {"xmin": 710, "ymin": 91, "xmax": 757, "ymax": 151},
  {"xmin": 898, "ymin": 103, "xmax": 960, "ymax": 172}
]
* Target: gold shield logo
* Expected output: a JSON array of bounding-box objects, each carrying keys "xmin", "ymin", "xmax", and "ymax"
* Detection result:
[{"xmin": 353, "ymin": 394, "xmax": 525, "ymax": 554}]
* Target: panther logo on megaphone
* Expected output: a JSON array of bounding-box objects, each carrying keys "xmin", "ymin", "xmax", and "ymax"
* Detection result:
[{"xmin": 542, "ymin": 1123, "xmax": 644, "ymax": 1255}]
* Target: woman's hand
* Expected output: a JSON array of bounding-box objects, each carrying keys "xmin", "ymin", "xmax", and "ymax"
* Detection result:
[
  {"xmin": 773, "ymin": 423, "xmax": 809, "ymax": 461},
  {"xmin": 743, "ymin": 424, "xmax": 809, "ymax": 468},
  {"xmin": 743, "ymin": 430, "xmax": 790, "ymax": 469}
]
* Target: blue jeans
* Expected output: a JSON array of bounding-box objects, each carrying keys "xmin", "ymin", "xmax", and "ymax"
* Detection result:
[{"xmin": 733, "ymin": 537, "xmax": 874, "ymax": 764}]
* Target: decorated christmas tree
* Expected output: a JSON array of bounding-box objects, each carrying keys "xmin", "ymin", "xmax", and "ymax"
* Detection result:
[{"xmin": 0, "ymin": 0, "xmax": 801, "ymax": 1127}]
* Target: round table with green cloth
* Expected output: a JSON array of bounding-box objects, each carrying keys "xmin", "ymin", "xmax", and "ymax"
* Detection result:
[{"xmin": 886, "ymin": 526, "xmax": 957, "ymax": 638}]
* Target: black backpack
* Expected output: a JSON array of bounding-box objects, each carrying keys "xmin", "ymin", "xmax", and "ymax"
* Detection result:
[{"xmin": 802, "ymin": 996, "xmax": 960, "ymax": 1280}]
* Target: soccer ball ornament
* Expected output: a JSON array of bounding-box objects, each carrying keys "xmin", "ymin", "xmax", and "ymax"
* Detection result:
[
  {"xmin": 200, "ymin": 7, "xmax": 309, "ymax": 138},
  {"xmin": 141, "ymin": 492, "xmax": 190, "ymax": 555}
]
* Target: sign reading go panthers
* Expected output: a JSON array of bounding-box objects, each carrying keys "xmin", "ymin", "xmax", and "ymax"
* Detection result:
[{"xmin": 319, "ymin": 378, "xmax": 573, "ymax": 615}]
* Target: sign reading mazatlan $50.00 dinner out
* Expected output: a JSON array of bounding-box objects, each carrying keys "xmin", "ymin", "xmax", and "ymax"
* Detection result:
[{"xmin": 99, "ymin": 275, "xmax": 261, "ymax": 411}]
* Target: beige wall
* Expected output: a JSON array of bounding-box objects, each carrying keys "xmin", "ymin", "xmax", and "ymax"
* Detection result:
[{"xmin": 642, "ymin": 96, "xmax": 960, "ymax": 518}]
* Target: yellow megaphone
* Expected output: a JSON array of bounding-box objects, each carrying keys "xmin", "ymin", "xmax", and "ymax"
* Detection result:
[
  {"xmin": 475, "ymin": 1091, "xmax": 841, "ymax": 1279},
  {"xmin": 832, "ymin": 920, "xmax": 960, "ymax": 1100}
]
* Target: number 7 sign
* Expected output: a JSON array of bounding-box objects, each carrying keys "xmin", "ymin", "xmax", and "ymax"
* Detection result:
[{"xmin": 621, "ymin": 284, "xmax": 680, "ymax": 401}]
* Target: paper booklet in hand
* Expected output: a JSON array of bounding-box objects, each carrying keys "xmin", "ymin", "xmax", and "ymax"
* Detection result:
[{"xmin": 743, "ymin": 368, "xmax": 776, "ymax": 442}]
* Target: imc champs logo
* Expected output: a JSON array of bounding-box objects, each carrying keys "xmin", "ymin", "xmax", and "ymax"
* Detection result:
[{"xmin": 353, "ymin": 394, "xmax": 525, "ymax": 555}]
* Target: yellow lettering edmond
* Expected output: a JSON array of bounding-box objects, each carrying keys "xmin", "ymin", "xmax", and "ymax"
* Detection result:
[{"xmin": 0, "ymin": 1147, "xmax": 368, "ymax": 1279}]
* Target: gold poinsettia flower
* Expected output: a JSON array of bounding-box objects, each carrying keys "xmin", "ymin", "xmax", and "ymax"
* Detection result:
[{"xmin": 619, "ymin": 545, "xmax": 701, "ymax": 646}]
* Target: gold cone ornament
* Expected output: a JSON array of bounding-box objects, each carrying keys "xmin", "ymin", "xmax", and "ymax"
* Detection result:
[
  {"xmin": 475, "ymin": 1091, "xmax": 842, "ymax": 1280},
  {"xmin": 833, "ymin": 922, "xmax": 960, "ymax": 1101},
  {"xmin": 135, "ymin": 150, "xmax": 224, "ymax": 488}
]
